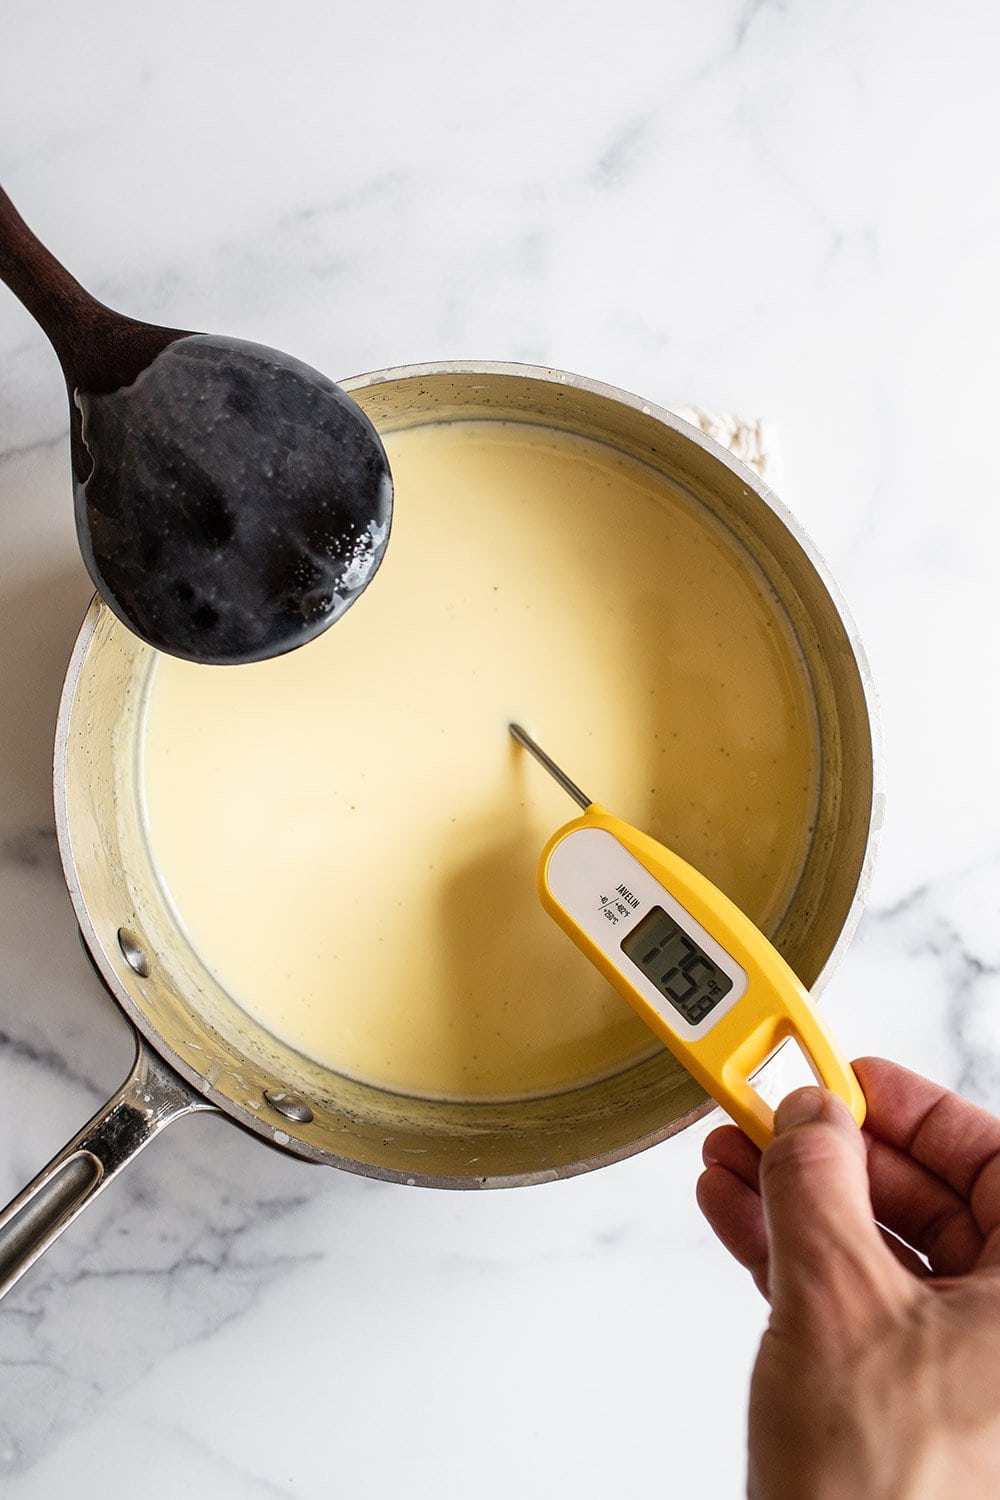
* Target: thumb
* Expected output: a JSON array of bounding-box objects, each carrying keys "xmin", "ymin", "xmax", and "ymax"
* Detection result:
[{"xmin": 760, "ymin": 1086, "xmax": 909, "ymax": 1331}]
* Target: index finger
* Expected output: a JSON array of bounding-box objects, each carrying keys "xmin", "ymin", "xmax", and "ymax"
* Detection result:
[{"xmin": 855, "ymin": 1057, "xmax": 1000, "ymax": 1243}]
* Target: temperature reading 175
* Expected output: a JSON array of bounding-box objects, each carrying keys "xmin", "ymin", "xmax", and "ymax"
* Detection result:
[
  {"xmin": 509, "ymin": 722, "xmax": 866, "ymax": 1150},
  {"xmin": 621, "ymin": 905, "xmax": 732, "ymax": 1026}
]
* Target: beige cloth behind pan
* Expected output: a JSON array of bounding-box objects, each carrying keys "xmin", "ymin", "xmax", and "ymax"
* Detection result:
[{"xmin": 671, "ymin": 406, "xmax": 774, "ymax": 484}]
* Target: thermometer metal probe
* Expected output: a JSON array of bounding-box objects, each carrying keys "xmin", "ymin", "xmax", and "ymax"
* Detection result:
[{"xmin": 510, "ymin": 723, "xmax": 865, "ymax": 1149}]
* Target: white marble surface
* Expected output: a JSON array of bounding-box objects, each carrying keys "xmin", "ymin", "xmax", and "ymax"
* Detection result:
[{"xmin": 2, "ymin": 2, "xmax": 1000, "ymax": 1495}]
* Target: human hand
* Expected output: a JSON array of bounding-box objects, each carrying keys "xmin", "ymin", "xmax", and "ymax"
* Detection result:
[{"xmin": 697, "ymin": 1057, "xmax": 1000, "ymax": 1499}]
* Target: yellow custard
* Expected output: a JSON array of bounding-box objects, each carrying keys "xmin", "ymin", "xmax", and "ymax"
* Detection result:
[{"xmin": 140, "ymin": 421, "xmax": 818, "ymax": 1101}]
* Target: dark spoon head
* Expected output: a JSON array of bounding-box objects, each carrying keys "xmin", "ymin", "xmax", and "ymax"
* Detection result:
[{"xmin": 73, "ymin": 335, "xmax": 392, "ymax": 665}]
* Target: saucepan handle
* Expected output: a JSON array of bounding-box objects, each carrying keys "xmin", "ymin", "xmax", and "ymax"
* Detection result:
[{"xmin": 0, "ymin": 1035, "xmax": 214, "ymax": 1301}]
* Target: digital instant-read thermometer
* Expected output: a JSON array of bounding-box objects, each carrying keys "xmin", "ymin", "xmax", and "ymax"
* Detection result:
[{"xmin": 510, "ymin": 723, "xmax": 865, "ymax": 1149}]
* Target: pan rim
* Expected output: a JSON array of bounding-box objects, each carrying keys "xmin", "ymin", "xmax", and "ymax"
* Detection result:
[{"xmin": 52, "ymin": 358, "xmax": 884, "ymax": 1185}]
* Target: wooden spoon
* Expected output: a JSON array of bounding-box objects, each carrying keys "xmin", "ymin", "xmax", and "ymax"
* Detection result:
[{"xmin": 0, "ymin": 185, "xmax": 392, "ymax": 664}]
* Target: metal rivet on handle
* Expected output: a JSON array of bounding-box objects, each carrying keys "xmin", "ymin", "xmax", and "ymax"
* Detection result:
[
  {"xmin": 117, "ymin": 927, "xmax": 151, "ymax": 978},
  {"xmin": 263, "ymin": 1090, "xmax": 313, "ymax": 1124}
]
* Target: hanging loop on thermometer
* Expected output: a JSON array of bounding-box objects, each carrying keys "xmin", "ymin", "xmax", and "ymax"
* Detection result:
[{"xmin": 510, "ymin": 723, "xmax": 865, "ymax": 1149}]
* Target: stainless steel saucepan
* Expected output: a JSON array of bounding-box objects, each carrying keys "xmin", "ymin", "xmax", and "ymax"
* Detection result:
[{"xmin": 0, "ymin": 363, "xmax": 882, "ymax": 1300}]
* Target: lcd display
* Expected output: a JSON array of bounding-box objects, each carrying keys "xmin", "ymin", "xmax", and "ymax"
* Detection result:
[{"xmin": 620, "ymin": 905, "xmax": 732, "ymax": 1025}]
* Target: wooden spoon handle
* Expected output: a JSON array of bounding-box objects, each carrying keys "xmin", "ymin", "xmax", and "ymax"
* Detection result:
[
  {"xmin": 0, "ymin": 184, "xmax": 192, "ymax": 394},
  {"xmin": 0, "ymin": 185, "xmax": 113, "ymax": 384}
]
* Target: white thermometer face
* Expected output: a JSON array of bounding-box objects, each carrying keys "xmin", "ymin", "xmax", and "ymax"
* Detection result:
[{"xmin": 544, "ymin": 827, "xmax": 747, "ymax": 1042}]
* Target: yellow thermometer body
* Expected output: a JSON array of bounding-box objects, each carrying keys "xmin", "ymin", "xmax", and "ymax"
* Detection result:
[{"xmin": 537, "ymin": 803, "xmax": 865, "ymax": 1150}]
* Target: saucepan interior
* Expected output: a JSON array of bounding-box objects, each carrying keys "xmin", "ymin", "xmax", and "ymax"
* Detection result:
[{"xmin": 56, "ymin": 363, "xmax": 880, "ymax": 1187}]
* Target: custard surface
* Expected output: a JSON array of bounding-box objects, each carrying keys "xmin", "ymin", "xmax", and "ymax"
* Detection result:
[{"xmin": 141, "ymin": 421, "xmax": 818, "ymax": 1100}]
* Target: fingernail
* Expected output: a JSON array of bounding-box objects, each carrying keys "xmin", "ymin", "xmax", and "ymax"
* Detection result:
[{"xmin": 774, "ymin": 1086, "xmax": 825, "ymax": 1134}]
